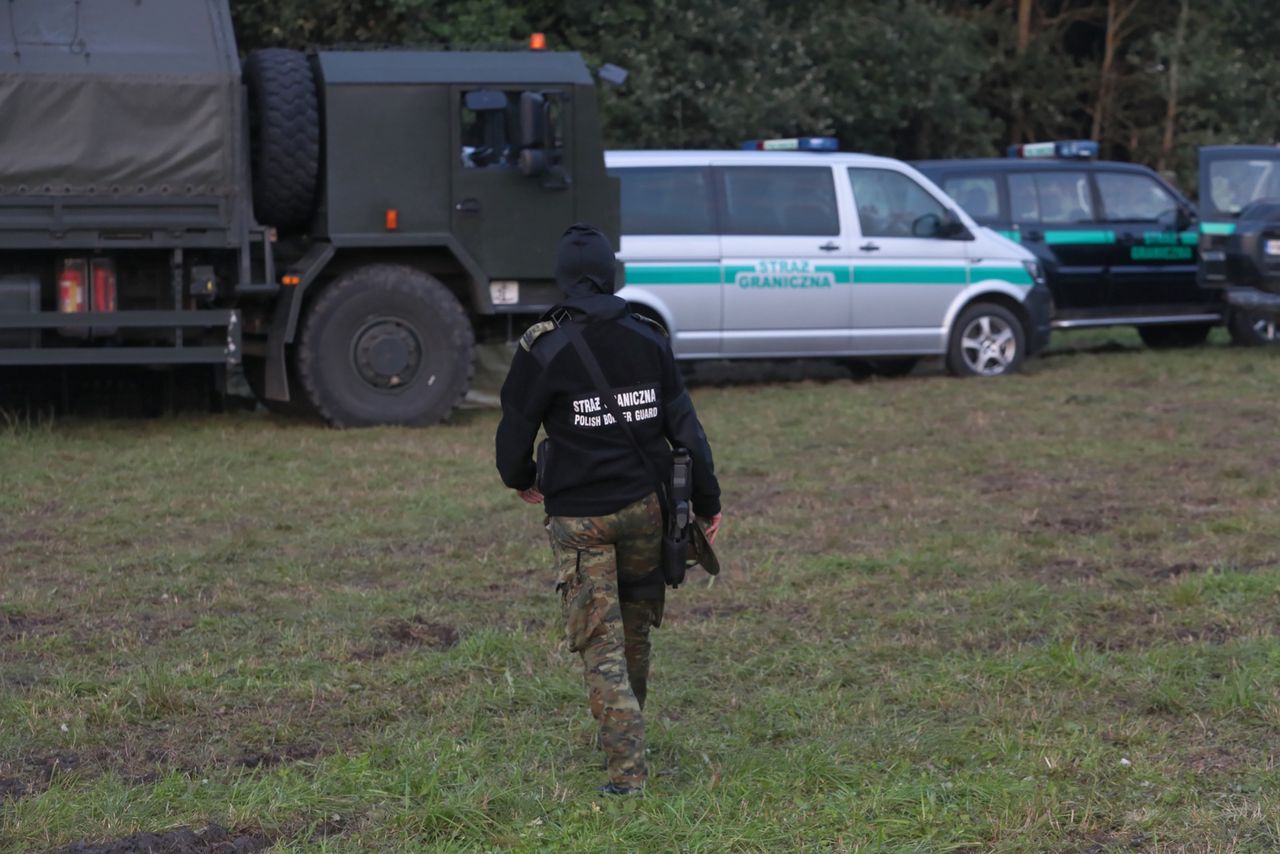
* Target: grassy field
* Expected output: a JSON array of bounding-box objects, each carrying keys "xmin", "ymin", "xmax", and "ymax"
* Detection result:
[{"xmin": 3, "ymin": 329, "xmax": 1280, "ymax": 852}]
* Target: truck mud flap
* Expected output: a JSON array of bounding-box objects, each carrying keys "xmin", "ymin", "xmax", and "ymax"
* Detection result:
[{"xmin": 0, "ymin": 310, "xmax": 240, "ymax": 366}]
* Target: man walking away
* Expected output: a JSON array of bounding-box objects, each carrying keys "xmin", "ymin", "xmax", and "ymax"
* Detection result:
[{"xmin": 495, "ymin": 223, "xmax": 721, "ymax": 794}]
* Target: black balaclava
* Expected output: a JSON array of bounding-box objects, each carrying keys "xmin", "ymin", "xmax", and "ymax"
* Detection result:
[{"xmin": 555, "ymin": 223, "xmax": 617, "ymax": 298}]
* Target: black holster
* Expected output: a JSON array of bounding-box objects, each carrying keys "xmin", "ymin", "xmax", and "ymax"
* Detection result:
[{"xmin": 661, "ymin": 448, "xmax": 693, "ymax": 588}]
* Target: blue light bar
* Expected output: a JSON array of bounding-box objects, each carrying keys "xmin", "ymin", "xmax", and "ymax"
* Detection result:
[
  {"xmin": 1006, "ymin": 140, "xmax": 1099, "ymax": 160},
  {"xmin": 741, "ymin": 137, "xmax": 839, "ymax": 152}
]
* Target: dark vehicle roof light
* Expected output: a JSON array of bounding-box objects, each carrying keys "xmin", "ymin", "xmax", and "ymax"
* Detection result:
[
  {"xmin": 741, "ymin": 137, "xmax": 839, "ymax": 152},
  {"xmin": 1006, "ymin": 140, "xmax": 1099, "ymax": 160}
]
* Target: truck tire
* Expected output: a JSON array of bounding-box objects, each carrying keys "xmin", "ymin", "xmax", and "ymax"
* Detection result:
[
  {"xmin": 1227, "ymin": 310, "xmax": 1280, "ymax": 347},
  {"xmin": 1137, "ymin": 322, "xmax": 1212, "ymax": 349},
  {"xmin": 946, "ymin": 303, "xmax": 1025, "ymax": 377},
  {"xmin": 244, "ymin": 49, "xmax": 320, "ymax": 230},
  {"xmin": 296, "ymin": 265, "xmax": 474, "ymax": 427},
  {"xmin": 242, "ymin": 353, "xmax": 318, "ymax": 418}
]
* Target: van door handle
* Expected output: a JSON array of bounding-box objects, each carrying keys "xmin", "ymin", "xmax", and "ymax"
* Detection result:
[
  {"xmin": 1025, "ymin": 229, "xmax": 1043, "ymax": 241},
  {"xmin": 819, "ymin": 242, "xmax": 840, "ymax": 252},
  {"xmin": 859, "ymin": 242, "xmax": 880, "ymax": 252},
  {"xmin": 455, "ymin": 198, "xmax": 482, "ymax": 213}
]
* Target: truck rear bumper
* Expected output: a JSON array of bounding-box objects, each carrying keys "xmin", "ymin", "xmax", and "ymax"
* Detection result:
[{"xmin": 0, "ymin": 309, "xmax": 240, "ymax": 366}]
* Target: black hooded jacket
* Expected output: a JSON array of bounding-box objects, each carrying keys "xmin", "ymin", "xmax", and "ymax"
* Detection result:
[{"xmin": 495, "ymin": 225, "xmax": 720, "ymax": 518}]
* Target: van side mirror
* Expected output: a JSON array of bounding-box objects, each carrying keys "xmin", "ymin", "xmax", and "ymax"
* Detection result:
[{"xmin": 915, "ymin": 210, "xmax": 971, "ymax": 239}]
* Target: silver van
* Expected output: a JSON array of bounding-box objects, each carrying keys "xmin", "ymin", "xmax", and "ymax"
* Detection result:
[{"xmin": 606, "ymin": 146, "xmax": 1053, "ymax": 376}]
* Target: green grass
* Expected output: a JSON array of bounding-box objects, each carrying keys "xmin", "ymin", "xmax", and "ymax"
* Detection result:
[{"xmin": 4, "ymin": 328, "xmax": 1280, "ymax": 851}]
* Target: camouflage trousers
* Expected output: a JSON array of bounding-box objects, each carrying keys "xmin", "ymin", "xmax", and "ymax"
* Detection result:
[{"xmin": 547, "ymin": 493, "xmax": 665, "ymax": 788}]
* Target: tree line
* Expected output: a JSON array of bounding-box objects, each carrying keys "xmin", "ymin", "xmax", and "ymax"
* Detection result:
[{"xmin": 232, "ymin": 0, "xmax": 1280, "ymax": 192}]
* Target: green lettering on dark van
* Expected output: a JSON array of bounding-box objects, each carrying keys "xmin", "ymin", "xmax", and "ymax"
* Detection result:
[
  {"xmin": 1131, "ymin": 246, "xmax": 1193, "ymax": 261},
  {"xmin": 1044, "ymin": 230, "xmax": 1117, "ymax": 245},
  {"xmin": 1142, "ymin": 231, "xmax": 1199, "ymax": 247},
  {"xmin": 1201, "ymin": 222, "xmax": 1237, "ymax": 236}
]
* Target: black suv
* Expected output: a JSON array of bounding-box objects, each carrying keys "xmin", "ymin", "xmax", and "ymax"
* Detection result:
[{"xmin": 917, "ymin": 142, "xmax": 1267, "ymax": 347}]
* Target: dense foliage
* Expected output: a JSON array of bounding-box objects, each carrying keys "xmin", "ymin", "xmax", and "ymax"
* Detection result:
[{"xmin": 231, "ymin": 0, "xmax": 1280, "ymax": 189}]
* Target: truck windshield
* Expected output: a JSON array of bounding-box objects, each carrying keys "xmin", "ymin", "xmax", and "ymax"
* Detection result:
[{"xmin": 1208, "ymin": 158, "xmax": 1280, "ymax": 217}]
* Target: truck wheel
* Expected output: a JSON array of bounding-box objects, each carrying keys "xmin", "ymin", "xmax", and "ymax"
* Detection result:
[
  {"xmin": 244, "ymin": 49, "xmax": 320, "ymax": 230},
  {"xmin": 1138, "ymin": 323, "xmax": 1212, "ymax": 349},
  {"xmin": 946, "ymin": 303, "xmax": 1025, "ymax": 377},
  {"xmin": 1227, "ymin": 310, "xmax": 1280, "ymax": 347},
  {"xmin": 296, "ymin": 265, "xmax": 474, "ymax": 427},
  {"xmin": 242, "ymin": 353, "xmax": 318, "ymax": 418}
]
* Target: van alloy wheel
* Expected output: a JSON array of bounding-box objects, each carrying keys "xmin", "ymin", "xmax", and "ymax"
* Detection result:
[
  {"xmin": 947, "ymin": 302, "xmax": 1025, "ymax": 378},
  {"xmin": 960, "ymin": 315, "xmax": 1016, "ymax": 376}
]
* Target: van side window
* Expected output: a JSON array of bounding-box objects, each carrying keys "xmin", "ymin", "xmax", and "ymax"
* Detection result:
[
  {"xmin": 1095, "ymin": 172, "xmax": 1177, "ymax": 222},
  {"xmin": 942, "ymin": 175, "xmax": 1001, "ymax": 223},
  {"xmin": 610, "ymin": 167, "xmax": 716, "ymax": 235},
  {"xmin": 716, "ymin": 167, "xmax": 839, "ymax": 236},
  {"xmin": 847, "ymin": 167, "xmax": 946, "ymax": 237},
  {"xmin": 1010, "ymin": 172, "xmax": 1095, "ymax": 224}
]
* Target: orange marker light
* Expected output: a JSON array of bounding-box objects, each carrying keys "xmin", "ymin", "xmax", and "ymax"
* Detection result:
[
  {"xmin": 385, "ymin": 208, "xmax": 399, "ymax": 231},
  {"xmin": 281, "ymin": 275, "xmax": 301, "ymax": 286},
  {"xmin": 529, "ymin": 32, "xmax": 547, "ymax": 51}
]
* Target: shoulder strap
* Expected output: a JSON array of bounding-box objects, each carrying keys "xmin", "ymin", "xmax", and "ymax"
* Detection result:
[{"xmin": 560, "ymin": 320, "xmax": 671, "ymax": 513}]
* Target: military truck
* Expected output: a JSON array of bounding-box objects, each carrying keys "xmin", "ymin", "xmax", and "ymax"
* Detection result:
[
  {"xmin": 0, "ymin": 0, "xmax": 619, "ymax": 426},
  {"xmin": 1197, "ymin": 146, "xmax": 1280, "ymax": 329}
]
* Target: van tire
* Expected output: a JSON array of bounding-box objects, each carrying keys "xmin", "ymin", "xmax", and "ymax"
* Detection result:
[
  {"xmin": 947, "ymin": 303, "xmax": 1025, "ymax": 377},
  {"xmin": 1227, "ymin": 310, "xmax": 1280, "ymax": 347},
  {"xmin": 244, "ymin": 49, "xmax": 320, "ymax": 230},
  {"xmin": 297, "ymin": 265, "xmax": 474, "ymax": 427},
  {"xmin": 1137, "ymin": 322, "xmax": 1212, "ymax": 349}
]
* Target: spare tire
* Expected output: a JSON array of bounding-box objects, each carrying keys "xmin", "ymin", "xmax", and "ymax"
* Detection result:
[{"xmin": 243, "ymin": 49, "xmax": 320, "ymax": 230}]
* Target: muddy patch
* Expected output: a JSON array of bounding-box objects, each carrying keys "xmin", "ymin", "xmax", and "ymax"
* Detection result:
[
  {"xmin": 385, "ymin": 616, "xmax": 461, "ymax": 649},
  {"xmin": 1185, "ymin": 746, "xmax": 1245, "ymax": 774},
  {"xmin": 237, "ymin": 742, "xmax": 320, "ymax": 769},
  {"xmin": 53, "ymin": 823, "xmax": 271, "ymax": 854},
  {"xmin": 0, "ymin": 776, "xmax": 27, "ymax": 800},
  {"xmin": 0, "ymin": 611, "xmax": 63, "ymax": 640}
]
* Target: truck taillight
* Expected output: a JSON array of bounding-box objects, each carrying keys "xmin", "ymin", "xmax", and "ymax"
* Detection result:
[
  {"xmin": 58, "ymin": 259, "xmax": 89, "ymax": 313},
  {"xmin": 90, "ymin": 260, "xmax": 118, "ymax": 312}
]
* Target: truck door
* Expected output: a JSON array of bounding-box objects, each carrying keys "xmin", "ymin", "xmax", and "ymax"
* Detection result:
[
  {"xmin": 1094, "ymin": 170, "xmax": 1199, "ymax": 307},
  {"xmin": 450, "ymin": 86, "xmax": 574, "ymax": 279},
  {"xmin": 716, "ymin": 164, "xmax": 851, "ymax": 356},
  {"xmin": 1008, "ymin": 170, "xmax": 1109, "ymax": 313}
]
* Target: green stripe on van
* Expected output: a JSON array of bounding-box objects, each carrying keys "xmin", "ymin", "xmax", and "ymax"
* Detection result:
[
  {"xmin": 996, "ymin": 229, "xmax": 1023, "ymax": 243},
  {"xmin": 853, "ymin": 266, "xmax": 968, "ymax": 285},
  {"xmin": 625, "ymin": 265, "xmax": 720, "ymax": 285},
  {"xmin": 815, "ymin": 264, "xmax": 852, "ymax": 283},
  {"xmin": 977, "ymin": 266, "xmax": 1034, "ymax": 286},
  {"xmin": 1044, "ymin": 230, "xmax": 1116, "ymax": 245},
  {"xmin": 1200, "ymin": 222, "xmax": 1237, "ymax": 235}
]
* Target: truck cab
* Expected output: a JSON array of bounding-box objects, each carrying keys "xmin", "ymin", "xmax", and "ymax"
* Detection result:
[{"xmin": 0, "ymin": 0, "xmax": 619, "ymax": 426}]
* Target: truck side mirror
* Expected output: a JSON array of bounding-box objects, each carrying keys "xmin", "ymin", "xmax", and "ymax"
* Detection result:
[
  {"xmin": 519, "ymin": 92, "xmax": 546, "ymax": 151},
  {"xmin": 598, "ymin": 64, "xmax": 629, "ymax": 88},
  {"xmin": 465, "ymin": 90, "xmax": 508, "ymax": 112}
]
